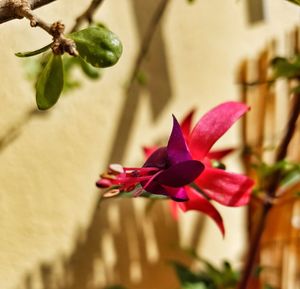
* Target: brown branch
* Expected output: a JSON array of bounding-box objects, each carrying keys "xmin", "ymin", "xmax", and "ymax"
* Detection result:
[
  {"xmin": 7, "ymin": 0, "xmax": 77, "ymax": 55},
  {"xmin": 0, "ymin": 0, "xmax": 57, "ymax": 24},
  {"xmin": 70, "ymin": 0, "xmax": 105, "ymax": 33},
  {"xmin": 237, "ymin": 92, "xmax": 300, "ymax": 289}
]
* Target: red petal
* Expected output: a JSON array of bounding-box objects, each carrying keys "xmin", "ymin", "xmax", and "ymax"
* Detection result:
[
  {"xmin": 195, "ymin": 168, "xmax": 254, "ymax": 206},
  {"xmin": 189, "ymin": 102, "xmax": 249, "ymax": 160},
  {"xmin": 207, "ymin": 148, "xmax": 234, "ymax": 160},
  {"xmin": 169, "ymin": 201, "xmax": 180, "ymax": 220},
  {"xmin": 180, "ymin": 109, "xmax": 196, "ymax": 141},
  {"xmin": 179, "ymin": 187, "xmax": 225, "ymax": 236}
]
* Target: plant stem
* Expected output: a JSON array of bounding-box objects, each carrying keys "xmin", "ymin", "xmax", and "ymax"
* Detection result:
[
  {"xmin": 11, "ymin": 0, "xmax": 77, "ymax": 55},
  {"xmin": 0, "ymin": 0, "xmax": 57, "ymax": 24},
  {"xmin": 238, "ymin": 93, "xmax": 300, "ymax": 289},
  {"xmin": 70, "ymin": 0, "xmax": 105, "ymax": 33}
]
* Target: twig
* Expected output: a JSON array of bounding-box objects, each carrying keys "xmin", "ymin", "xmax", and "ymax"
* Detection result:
[
  {"xmin": 0, "ymin": 0, "xmax": 57, "ymax": 23},
  {"xmin": 11, "ymin": 0, "xmax": 77, "ymax": 55},
  {"xmin": 237, "ymin": 92, "xmax": 300, "ymax": 289},
  {"xmin": 70, "ymin": 0, "xmax": 105, "ymax": 33},
  {"xmin": 127, "ymin": 0, "xmax": 170, "ymax": 91}
]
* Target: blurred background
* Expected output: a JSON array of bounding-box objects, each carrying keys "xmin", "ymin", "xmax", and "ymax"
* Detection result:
[{"xmin": 0, "ymin": 1, "xmax": 299, "ymax": 289}]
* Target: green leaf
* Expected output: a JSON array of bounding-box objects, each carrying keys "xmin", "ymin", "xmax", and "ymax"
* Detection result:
[
  {"xmin": 78, "ymin": 57, "xmax": 102, "ymax": 79},
  {"xmin": 36, "ymin": 54, "xmax": 64, "ymax": 110},
  {"xmin": 171, "ymin": 262, "xmax": 206, "ymax": 285},
  {"xmin": 286, "ymin": 0, "xmax": 300, "ymax": 6},
  {"xmin": 69, "ymin": 26, "xmax": 123, "ymax": 68},
  {"xmin": 15, "ymin": 43, "xmax": 52, "ymax": 58},
  {"xmin": 271, "ymin": 56, "xmax": 300, "ymax": 79}
]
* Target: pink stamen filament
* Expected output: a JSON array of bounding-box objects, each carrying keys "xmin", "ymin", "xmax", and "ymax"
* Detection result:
[{"xmin": 134, "ymin": 170, "xmax": 162, "ymax": 197}]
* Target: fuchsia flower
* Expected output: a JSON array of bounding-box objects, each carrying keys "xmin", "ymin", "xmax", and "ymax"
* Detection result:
[
  {"xmin": 97, "ymin": 115, "xmax": 204, "ymax": 201},
  {"xmin": 171, "ymin": 102, "xmax": 254, "ymax": 235},
  {"xmin": 97, "ymin": 101, "xmax": 254, "ymax": 236}
]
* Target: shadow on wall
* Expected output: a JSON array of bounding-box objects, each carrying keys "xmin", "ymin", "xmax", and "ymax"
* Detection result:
[
  {"xmin": 107, "ymin": 0, "xmax": 173, "ymax": 164},
  {"xmin": 16, "ymin": 198, "xmax": 206, "ymax": 289},
  {"xmin": 0, "ymin": 108, "xmax": 49, "ymax": 152},
  {"xmin": 13, "ymin": 2, "xmax": 205, "ymax": 289}
]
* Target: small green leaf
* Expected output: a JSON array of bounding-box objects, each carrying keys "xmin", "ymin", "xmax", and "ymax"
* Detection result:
[
  {"xmin": 78, "ymin": 57, "xmax": 102, "ymax": 79},
  {"xmin": 286, "ymin": 0, "xmax": 300, "ymax": 6},
  {"xmin": 170, "ymin": 262, "xmax": 205, "ymax": 285},
  {"xmin": 36, "ymin": 54, "xmax": 64, "ymax": 110},
  {"xmin": 69, "ymin": 26, "xmax": 123, "ymax": 68},
  {"xmin": 15, "ymin": 43, "xmax": 52, "ymax": 58},
  {"xmin": 271, "ymin": 56, "xmax": 300, "ymax": 79}
]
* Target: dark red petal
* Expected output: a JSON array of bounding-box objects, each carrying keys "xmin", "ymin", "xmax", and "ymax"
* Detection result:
[
  {"xmin": 167, "ymin": 115, "xmax": 192, "ymax": 165},
  {"xmin": 195, "ymin": 167, "xmax": 254, "ymax": 206},
  {"xmin": 189, "ymin": 102, "xmax": 249, "ymax": 160},
  {"xmin": 180, "ymin": 109, "xmax": 196, "ymax": 141},
  {"xmin": 143, "ymin": 146, "xmax": 158, "ymax": 158},
  {"xmin": 162, "ymin": 186, "xmax": 189, "ymax": 201},
  {"xmin": 143, "ymin": 147, "xmax": 168, "ymax": 168},
  {"xmin": 143, "ymin": 181, "xmax": 188, "ymax": 201},
  {"xmin": 179, "ymin": 187, "xmax": 225, "ymax": 236},
  {"xmin": 155, "ymin": 160, "xmax": 204, "ymax": 187}
]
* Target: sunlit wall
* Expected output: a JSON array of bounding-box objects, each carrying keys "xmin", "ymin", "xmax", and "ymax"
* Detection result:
[{"xmin": 0, "ymin": 1, "xmax": 299, "ymax": 289}]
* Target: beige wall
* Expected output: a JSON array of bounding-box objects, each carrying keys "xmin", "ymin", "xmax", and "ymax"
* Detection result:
[{"xmin": 0, "ymin": 1, "xmax": 299, "ymax": 289}]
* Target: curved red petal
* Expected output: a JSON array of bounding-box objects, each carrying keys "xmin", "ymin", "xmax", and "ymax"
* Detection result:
[
  {"xmin": 179, "ymin": 187, "xmax": 225, "ymax": 236},
  {"xmin": 169, "ymin": 201, "xmax": 180, "ymax": 220},
  {"xmin": 207, "ymin": 148, "xmax": 235, "ymax": 160},
  {"xmin": 189, "ymin": 102, "xmax": 249, "ymax": 160},
  {"xmin": 180, "ymin": 109, "xmax": 196, "ymax": 141},
  {"xmin": 195, "ymin": 167, "xmax": 254, "ymax": 206}
]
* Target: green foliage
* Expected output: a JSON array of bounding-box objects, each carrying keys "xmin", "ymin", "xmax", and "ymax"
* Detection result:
[
  {"xmin": 253, "ymin": 159, "xmax": 300, "ymax": 194},
  {"xmin": 62, "ymin": 55, "xmax": 102, "ymax": 92},
  {"xmin": 36, "ymin": 54, "xmax": 64, "ymax": 110},
  {"xmin": 15, "ymin": 43, "xmax": 52, "ymax": 58},
  {"xmin": 69, "ymin": 26, "xmax": 123, "ymax": 68},
  {"xmin": 171, "ymin": 259, "xmax": 239, "ymax": 289},
  {"xmin": 16, "ymin": 25, "xmax": 122, "ymax": 109},
  {"xmin": 271, "ymin": 56, "xmax": 300, "ymax": 79},
  {"xmin": 286, "ymin": 0, "xmax": 300, "ymax": 6}
]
